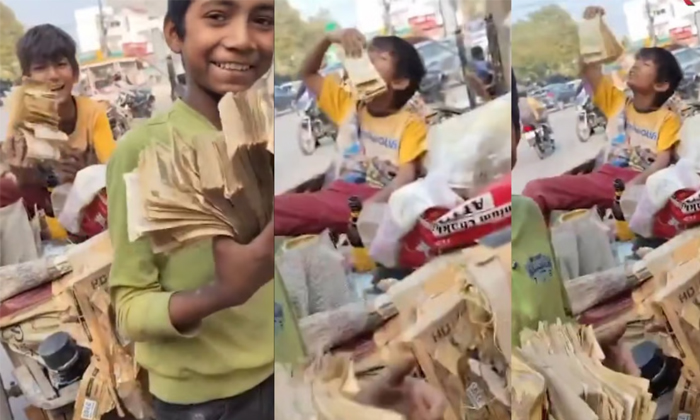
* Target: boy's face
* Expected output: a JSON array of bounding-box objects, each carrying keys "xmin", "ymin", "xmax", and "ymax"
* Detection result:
[
  {"xmin": 627, "ymin": 57, "xmax": 669, "ymax": 95},
  {"xmin": 166, "ymin": 0, "xmax": 274, "ymax": 95},
  {"xmin": 368, "ymin": 45, "xmax": 409, "ymax": 98},
  {"xmin": 28, "ymin": 57, "xmax": 76, "ymax": 104}
]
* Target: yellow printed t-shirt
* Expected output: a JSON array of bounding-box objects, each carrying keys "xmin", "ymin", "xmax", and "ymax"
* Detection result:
[
  {"xmin": 593, "ymin": 76, "xmax": 680, "ymax": 171},
  {"xmin": 318, "ymin": 75, "xmax": 427, "ymax": 187}
]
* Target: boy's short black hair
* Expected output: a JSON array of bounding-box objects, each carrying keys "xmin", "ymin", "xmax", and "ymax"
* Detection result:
[
  {"xmin": 471, "ymin": 46, "xmax": 485, "ymax": 59},
  {"xmin": 636, "ymin": 47, "xmax": 683, "ymax": 107},
  {"xmin": 16, "ymin": 24, "xmax": 79, "ymax": 76},
  {"xmin": 371, "ymin": 36, "xmax": 426, "ymax": 109},
  {"xmin": 166, "ymin": 0, "xmax": 193, "ymax": 38}
]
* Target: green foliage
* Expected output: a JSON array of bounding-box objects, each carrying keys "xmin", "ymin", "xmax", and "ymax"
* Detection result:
[
  {"xmin": 0, "ymin": 1, "xmax": 24, "ymax": 79},
  {"xmin": 275, "ymin": 0, "xmax": 336, "ymax": 78},
  {"xmin": 512, "ymin": 5, "xmax": 579, "ymax": 82}
]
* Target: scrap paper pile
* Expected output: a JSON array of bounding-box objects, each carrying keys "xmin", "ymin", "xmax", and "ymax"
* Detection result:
[
  {"xmin": 385, "ymin": 244, "xmax": 512, "ymax": 420},
  {"xmin": 8, "ymin": 79, "xmax": 69, "ymax": 163},
  {"xmin": 341, "ymin": 51, "xmax": 387, "ymax": 102},
  {"xmin": 513, "ymin": 322, "xmax": 655, "ymax": 420},
  {"xmin": 126, "ymin": 88, "xmax": 273, "ymax": 253}
]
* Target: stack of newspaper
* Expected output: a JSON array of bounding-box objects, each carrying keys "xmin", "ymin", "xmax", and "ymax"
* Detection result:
[
  {"xmin": 341, "ymin": 51, "xmax": 387, "ymax": 102},
  {"xmin": 9, "ymin": 79, "xmax": 69, "ymax": 163},
  {"xmin": 125, "ymin": 88, "xmax": 273, "ymax": 253},
  {"xmin": 513, "ymin": 322, "xmax": 655, "ymax": 420}
]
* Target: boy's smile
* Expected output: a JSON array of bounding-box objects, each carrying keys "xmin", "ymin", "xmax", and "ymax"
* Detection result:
[
  {"xmin": 30, "ymin": 58, "xmax": 76, "ymax": 104},
  {"xmin": 169, "ymin": 0, "xmax": 274, "ymax": 95}
]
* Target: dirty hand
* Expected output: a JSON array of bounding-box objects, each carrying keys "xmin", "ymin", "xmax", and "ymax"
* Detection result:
[
  {"xmin": 583, "ymin": 6, "xmax": 605, "ymax": 19},
  {"xmin": 3, "ymin": 136, "xmax": 27, "ymax": 168},
  {"xmin": 354, "ymin": 358, "xmax": 446, "ymax": 420},
  {"xmin": 328, "ymin": 28, "xmax": 367, "ymax": 58},
  {"xmin": 54, "ymin": 151, "xmax": 86, "ymax": 184}
]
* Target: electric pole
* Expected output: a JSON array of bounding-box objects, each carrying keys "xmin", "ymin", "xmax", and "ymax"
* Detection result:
[
  {"xmin": 645, "ymin": 0, "xmax": 656, "ymax": 46},
  {"xmin": 439, "ymin": 0, "xmax": 476, "ymax": 108},
  {"xmin": 381, "ymin": 0, "xmax": 393, "ymax": 35},
  {"xmin": 97, "ymin": 0, "xmax": 110, "ymax": 57}
]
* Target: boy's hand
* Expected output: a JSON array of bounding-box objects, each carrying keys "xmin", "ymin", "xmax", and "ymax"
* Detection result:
[
  {"xmin": 328, "ymin": 28, "xmax": 366, "ymax": 58},
  {"xmin": 4, "ymin": 136, "xmax": 27, "ymax": 168},
  {"xmin": 583, "ymin": 6, "xmax": 605, "ymax": 19},
  {"xmin": 212, "ymin": 222, "xmax": 275, "ymax": 308},
  {"xmin": 354, "ymin": 357, "xmax": 446, "ymax": 420},
  {"xmin": 54, "ymin": 151, "xmax": 86, "ymax": 184}
]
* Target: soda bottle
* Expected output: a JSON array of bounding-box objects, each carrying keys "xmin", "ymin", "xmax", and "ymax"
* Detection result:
[
  {"xmin": 612, "ymin": 178, "xmax": 634, "ymax": 241},
  {"xmin": 347, "ymin": 196, "xmax": 375, "ymax": 272}
]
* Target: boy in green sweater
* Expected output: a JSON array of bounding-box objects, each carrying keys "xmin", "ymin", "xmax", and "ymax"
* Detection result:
[{"xmin": 106, "ymin": 1, "xmax": 275, "ymax": 419}]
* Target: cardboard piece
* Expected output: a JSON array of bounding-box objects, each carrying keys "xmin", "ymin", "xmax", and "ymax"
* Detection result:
[
  {"xmin": 395, "ymin": 244, "xmax": 511, "ymax": 420},
  {"xmin": 126, "ymin": 88, "xmax": 273, "ymax": 253},
  {"xmin": 340, "ymin": 51, "xmax": 387, "ymax": 102},
  {"xmin": 579, "ymin": 16, "xmax": 624, "ymax": 65},
  {"xmin": 0, "ymin": 233, "xmax": 151, "ymax": 420}
]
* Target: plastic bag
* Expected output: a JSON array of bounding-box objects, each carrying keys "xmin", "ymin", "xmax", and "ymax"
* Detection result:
[
  {"xmin": 388, "ymin": 174, "xmax": 463, "ymax": 234},
  {"xmin": 57, "ymin": 164, "xmax": 107, "ymax": 234},
  {"xmin": 628, "ymin": 160, "xmax": 700, "ymax": 237},
  {"xmin": 646, "ymin": 159, "xmax": 700, "ymax": 210},
  {"xmin": 426, "ymin": 93, "xmax": 511, "ymax": 191},
  {"xmin": 578, "ymin": 16, "xmax": 623, "ymax": 65},
  {"xmin": 677, "ymin": 114, "xmax": 700, "ymax": 173}
]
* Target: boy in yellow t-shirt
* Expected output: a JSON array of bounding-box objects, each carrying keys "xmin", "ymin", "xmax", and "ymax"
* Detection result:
[
  {"xmin": 1, "ymin": 24, "xmax": 116, "ymax": 238},
  {"xmin": 275, "ymin": 29, "xmax": 428, "ymax": 236},
  {"xmin": 523, "ymin": 6, "xmax": 683, "ymax": 222}
]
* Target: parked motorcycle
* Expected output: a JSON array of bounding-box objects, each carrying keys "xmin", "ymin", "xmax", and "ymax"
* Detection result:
[
  {"xmin": 106, "ymin": 102, "xmax": 132, "ymax": 139},
  {"xmin": 297, "ymin": 96, "xmax": 337, "ymax": 156},
  {"xmin": 576, "ymin": 95, "xmax": 606, "ymax": 142},
  {"xmin": 523, "ymin": 122, "xmax": 555, "ymax": 159},
  {"xmin": 117, "ymin": 88, "xmax": 155, "ymax": 119}
]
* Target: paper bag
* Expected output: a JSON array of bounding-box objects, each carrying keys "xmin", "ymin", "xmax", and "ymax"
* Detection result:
[{"xmin": 579, "ymin": 16, "xmax": 624, "ymax": 65}]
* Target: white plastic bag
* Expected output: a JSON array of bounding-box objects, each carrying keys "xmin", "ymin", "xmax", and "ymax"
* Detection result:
[
  {"xmin": 426, "ymin": 93, "xmax": 512, "ymax": 191},
  {"xmin": 368, "ymin": 206, "xmax": 404, "ymax": 267},
  {"xmin": 388, "ymin": 174, "xmax": 463, "ymax": 234},
  {"xmin": 628, "ymin": 159, "xmax": 700, "ymax": 237},
  {"xmin": 645, "ymin": 159, "xmax": 700, "ymax": 210},
  {"xmin": 57, "ymin": 164, "xmax": 107, "ymax": 234}
]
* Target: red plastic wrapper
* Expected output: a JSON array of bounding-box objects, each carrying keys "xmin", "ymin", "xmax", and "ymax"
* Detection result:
[
  {"xmin": 398, "ymin": 174, "xmax": 512, "ymax": 268},
  {"xmin": 79, "ymin": 190, "xmax": 108, "ymax": 238},
  {"xmin": 653, "ymin": 189, "xmax": 700, "ymax": 239}
]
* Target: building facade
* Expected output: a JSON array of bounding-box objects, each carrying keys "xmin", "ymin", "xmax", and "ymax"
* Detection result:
[{"xmin": 624, "ymin": 0, "xmax": 698, "ymax": 44}]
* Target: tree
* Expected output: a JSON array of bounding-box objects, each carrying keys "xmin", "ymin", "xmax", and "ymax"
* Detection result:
[
  {"xmin": 0, "ymin": 1, "xmax": 24, "ymax": 79},
  {"xmin": 511, "ymin": 5, "xmax": 579, "ymax": 82},
  {"xmin": 275, "ymin": 0, "xmax": 336, "ymax": 78}
]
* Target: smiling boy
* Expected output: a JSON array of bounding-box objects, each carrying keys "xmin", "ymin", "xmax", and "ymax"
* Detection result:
[
  {"xmin": 106, "ymin": 1, "xmax": 275, "ymax": 419},
  {"xmin": 274, "ymin": 29, "xmax": 428, "ymax": 236},
  {"xmin": 1, "ymin": 24, "xmax": 115, "ymax": 237}
]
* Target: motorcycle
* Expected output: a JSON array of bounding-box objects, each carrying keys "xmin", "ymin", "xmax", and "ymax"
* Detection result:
[
  {"xmin": 523, "ymin": 122, "xmax": 555, "ymax": 159},
  {"xmin": 576, "ymin": 95, "xmax": 606, "ymax": 142},
  {"xmin": 419, "ymin": 69, "xmax": 466, "ymax": 124},
  {"xmin": 117, "ymin": 88, "xmax": 155, "ymax": 119},
  {"xmin": 297, "ymin": 95, "xmax": 337, "ymax": 156}
]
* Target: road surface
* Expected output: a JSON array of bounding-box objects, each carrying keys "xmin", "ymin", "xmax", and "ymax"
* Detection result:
[{"xmin": 512, "ymin": 107, "xmax": 606, "ymax": 194}]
